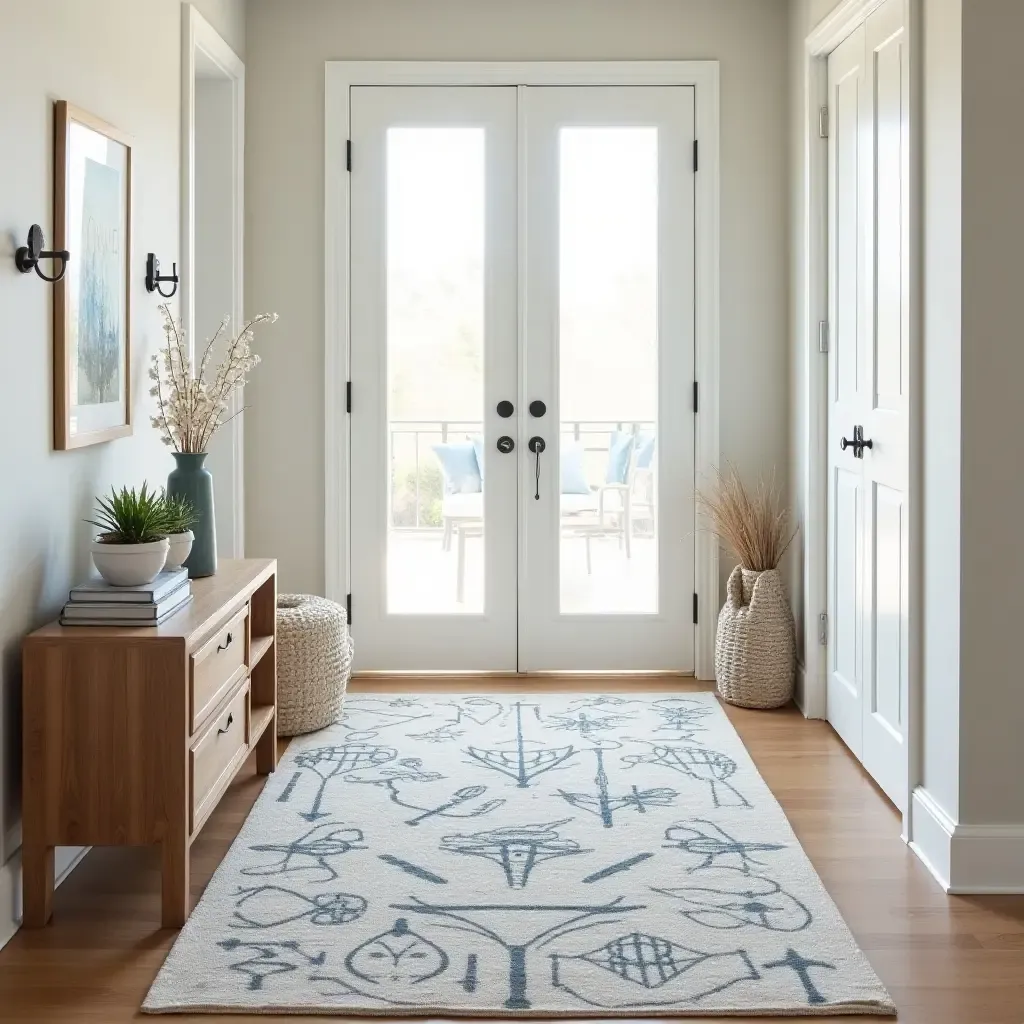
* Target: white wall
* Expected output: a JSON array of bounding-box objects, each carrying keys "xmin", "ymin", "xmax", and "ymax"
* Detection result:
[
  {"xmin": 243, "ymin": 0, "xmax": 791, "ymax": 595},
  {"xmin": 0, "ymin": 0, "xmax": 244, "ymax": 950},
  {"xmin": 919, "ymin": 0, "xmax": 962, "ymax": 825}
]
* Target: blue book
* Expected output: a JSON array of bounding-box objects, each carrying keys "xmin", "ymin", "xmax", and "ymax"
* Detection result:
[{"xmin": 69, "ymin": 567, "xmax": 188, "ymax": 604}]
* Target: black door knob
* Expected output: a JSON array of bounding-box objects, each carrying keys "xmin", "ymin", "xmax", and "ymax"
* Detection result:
[
  {"xmin": 496, "ymin": 435, "xmax": 515, "ymax": 453},
  {"xmin": 529, "ymin": 400, "xmax": 547, "ymax": 418},
  {"xmin": 840, "ymin": 425, "xmax": 874, "ymax": 459},
  {"xmin": 497, "ymin": 400, "xmax": 514, "ymax": 418}
]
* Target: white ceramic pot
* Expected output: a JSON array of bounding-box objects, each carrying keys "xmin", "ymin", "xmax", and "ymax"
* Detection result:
[
  {"xmin": 164, "ymin": 531, "xmax": 195, "ymax": 571},
  {"xmin": 91, "ymin": 537, "xmax": 170, "ymax": 587}
]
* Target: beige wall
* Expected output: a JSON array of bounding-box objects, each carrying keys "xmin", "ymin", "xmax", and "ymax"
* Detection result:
[
  {"xmin": 243, "ymin": 0, "xmax": 791, "ymax": 595},
  {"xmin": 187, "ymin": 0, "xmax": 246, "ymax": 60},
  {"xmin": 959, "ymin": 0, "xmax": 1024, "ymax": 825},
  {"xmin": 0, "ymin": 0, "xmax": 244, "ymax": 948}
]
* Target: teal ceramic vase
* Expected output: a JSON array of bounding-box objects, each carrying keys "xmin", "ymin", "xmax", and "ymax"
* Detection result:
[{"xmin": 167, "ymin": 452, "xmax": 216, "ymax": 578}]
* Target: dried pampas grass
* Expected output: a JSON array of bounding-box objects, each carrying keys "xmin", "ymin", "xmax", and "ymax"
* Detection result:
[{"xmin": 698, "ymin": 466, "xmax": 796, "ymax": 572}]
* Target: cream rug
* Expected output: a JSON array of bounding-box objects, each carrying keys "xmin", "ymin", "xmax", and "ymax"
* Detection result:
[{"xmin": 144, "ymin": 693, "xmax": 894, "ymax": 1016}]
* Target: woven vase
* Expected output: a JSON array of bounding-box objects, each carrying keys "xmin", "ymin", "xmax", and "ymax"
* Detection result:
[
  {"xmin": 715, "ymin": 565, "xmax": 795, "ymax": 709},
  {"xmin": 276, "ymin": 594, "xmax": 353, "ymax": 736}
]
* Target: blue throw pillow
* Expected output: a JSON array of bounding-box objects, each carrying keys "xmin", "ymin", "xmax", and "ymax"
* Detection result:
[
  {"xmin": 605, "ymin": 430, "xmax": 635, "ymax": 484},
  {"xmin": 635, "ymin": 430, "xmax": 656, "ymax": 469},
  {"xmin": 432, "ymin": 442, "xmax": 482, "ymax": 494},
  {"xmin": 471, "ymin": 435, "xmax": 485, "ymax": 484},
  {"xmin": 561, "ymin": 442, "xmax": 591, "ymax": 495}
]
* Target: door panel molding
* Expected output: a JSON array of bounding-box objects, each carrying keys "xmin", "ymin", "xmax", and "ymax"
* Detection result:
[{"xmin": 325, "ymin": 61, "xmax": 720, "ymax": 677}]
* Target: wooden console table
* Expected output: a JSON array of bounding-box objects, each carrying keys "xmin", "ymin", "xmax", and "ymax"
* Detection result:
[{"xmin": 21, "ymin": 558, "xmax": 278, "ymax": 929}]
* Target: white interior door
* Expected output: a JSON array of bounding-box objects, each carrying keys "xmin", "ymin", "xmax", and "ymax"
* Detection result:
[
  {"xmin": 349, "ymin": 86, "xmax": 519, "ymax": 670},
  {"xmin": 349, "ymin": 83, "xmax": 696, "ymax": 673},
  {"xmin": 826, "ymin": 0, "xmax": 909, "ymax": 810},
  {"xmin": 520, "ymin": 86, "xmax": 695, "ymax": 671}
]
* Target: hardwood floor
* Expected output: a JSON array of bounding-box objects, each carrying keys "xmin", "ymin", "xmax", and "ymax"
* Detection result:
[{"xmin": 0, "ymin": 677, "xmax": 1022, "ymax": 1022}]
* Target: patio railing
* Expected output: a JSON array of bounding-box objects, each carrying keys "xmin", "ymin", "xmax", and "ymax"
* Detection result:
[{"xmin": 389, "ymin": 419, "xmax": 655, "ymax": 529}]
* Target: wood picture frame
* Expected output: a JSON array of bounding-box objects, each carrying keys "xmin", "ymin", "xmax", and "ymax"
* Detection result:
[{"xmin": 53, "ymin": 101, "xmax": 133, "ymax": 450}]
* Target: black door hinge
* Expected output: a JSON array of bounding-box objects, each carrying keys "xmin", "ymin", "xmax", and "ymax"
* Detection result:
[
  {"xmin": 693, "ymin": 380, "xmax": 699, "ymax": 413},
  {"xmin": 693, "ymin": 139, "xmax": 699, "ymax": 173},
  {"xmin": 346, "ymin": 140, "xmax": 352, "ymax": 172},
  {"xmin": 692, "ymin": 592, "xmax": 698, "ymax": 625},
  {"xmin": 346, "ymin": 381, "xmax": 352, "ymax": 414},
  {"xmin": 346, "ymin": 592, "xmax": 352, "ymax": 626}
]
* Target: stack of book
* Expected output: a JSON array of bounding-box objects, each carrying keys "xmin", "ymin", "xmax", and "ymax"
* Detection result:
[{"xmin": 60, "ymin": 567, "xmax": 193, "ymax": 626}]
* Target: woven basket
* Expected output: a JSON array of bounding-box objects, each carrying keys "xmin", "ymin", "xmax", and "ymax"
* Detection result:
[
  {"xmin": 715, "ymin": 566, "xmax": 795, "ymax": 709},
  {"xmin": 276, "ymin": 594, "xmax": 353, "ymax": 736}
]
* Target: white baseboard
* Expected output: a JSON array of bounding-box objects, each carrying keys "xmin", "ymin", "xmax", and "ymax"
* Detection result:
[
  {"xmin": 910, "ymin": 786, "xmax": 1024, "ymax": 893},
  {"xmin": 0, "ymin": 845, "xmax": 89, "ymax": 951}
]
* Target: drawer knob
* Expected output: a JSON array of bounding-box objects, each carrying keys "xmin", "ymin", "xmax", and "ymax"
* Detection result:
[
  {"xmin": 217, "ymin": 632, "xmax": 234, "ymax": 652},
  {"xmin": 218, "ymin": 712, "xmax": 234, "ymax": 736}
]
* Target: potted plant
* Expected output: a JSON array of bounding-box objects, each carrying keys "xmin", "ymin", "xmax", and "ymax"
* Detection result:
[
  {"xmin": 162, "ymin": 492, "xmax": 198, "ymax": 571},
  {"xmin": 87, "ymin": 483, "xmax": 171, "ymax": 587},
  {"xmin": 150, "ymin": 304, "xmax": 277, "ymax": 578},
  {"xmin": 698, "ymin": 467, "xmax": 797, "ymax": 709}
]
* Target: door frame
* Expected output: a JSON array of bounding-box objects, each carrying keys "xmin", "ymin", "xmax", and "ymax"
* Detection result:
[
  {"xmin": 181, "ymin": 5, "xmax": 246, "ymax": 556},
  {"xmin": 324, "ymin": 60, "xmax": 721, "ymax": 678},
  {"xmin": 801, "ymin": 0, "xmax": 921, "ymax": 832}
]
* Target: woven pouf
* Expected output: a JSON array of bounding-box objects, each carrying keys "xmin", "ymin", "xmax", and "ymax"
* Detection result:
[
  {"xmin": 276, "ymin": 594, "xmax": 353, "ymax": 736},
  {"xmin": 715, "ymin": 565, "xmax": 795, "ymax": 709}
]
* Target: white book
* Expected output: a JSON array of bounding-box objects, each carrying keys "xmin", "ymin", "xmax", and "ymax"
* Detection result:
[
  {"xmin": 69, "ymin": 567, "xmax": 188, "ymax": 604},
  {"xmin": 59, "ymin": 595, "xmax": 193, "ymax": 628},
  {"xmin": 62, "ymin": 583, "xmax": 191, "ymax": 621}
]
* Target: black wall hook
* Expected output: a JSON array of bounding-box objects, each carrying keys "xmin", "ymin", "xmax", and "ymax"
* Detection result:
[
  {"xmin": 145, "ymin": 253, "xmax": 179, "ymax": 298},
  {"xmin": 15, "ymin": 225, "xmax": 70, "ymax": 283}
]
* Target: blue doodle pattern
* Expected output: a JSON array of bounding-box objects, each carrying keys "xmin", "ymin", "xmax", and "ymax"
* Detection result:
[{"xmin": 145, "ymin": 694, "xmax": 893, "ymax": 1016}]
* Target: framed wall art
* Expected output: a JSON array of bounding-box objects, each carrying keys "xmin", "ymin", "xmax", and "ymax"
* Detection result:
[{"xmin": 53, "ymin": 100, "xmax": 133, "ymax": 449}]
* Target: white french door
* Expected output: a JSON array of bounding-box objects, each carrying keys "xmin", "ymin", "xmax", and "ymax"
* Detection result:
[
  {"xmin": 349, "ymin": 83, "xmax": 695, "ymax": 673},
  {"xmin": 826, "ymin": 0, "xmax": 909, "ymax": 810}
]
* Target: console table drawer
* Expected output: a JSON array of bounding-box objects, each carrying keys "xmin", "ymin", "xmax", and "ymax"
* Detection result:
[
  {"xmin": 191, "ymin": 606, "xmax": 248, "ymax": 732},
  {"xmin": 190, "ymin": 681, "xmax": 250, "ymax": 833}
]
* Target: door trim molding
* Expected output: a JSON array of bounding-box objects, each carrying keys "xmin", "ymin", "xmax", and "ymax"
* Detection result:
[
  {"xmin": 802, "ymin": 2, "xmax": 920, "ymax": 831},
  {"xmin": 181, "ymin": 5, "xmax": 246, "ymax": 556},
  {"xmin": 324, "ymin": 61, "xmax": 720, "ymax": 677}
]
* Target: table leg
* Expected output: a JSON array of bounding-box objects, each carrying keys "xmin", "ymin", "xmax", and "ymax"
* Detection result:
[
  {"xmin": 161, "ymin": 833, "xmax": 190, "ymax": 928},
  {"xmin": 457, "ymin": 526, "xmax": 467, "ymax": 604},
  {"xmin": 22, "ymin": 843, "xmax": 54, "ymax": 927},
  {"xmin": 256, "ymin": 711, "xmax": 278, "ymax": 774}
]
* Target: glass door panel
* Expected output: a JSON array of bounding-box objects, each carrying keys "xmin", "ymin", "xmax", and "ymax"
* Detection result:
[
  {"xmin": 558, "ymin": 126, "xmax": 659, "ymax": 614},
  {"xmin": 385, "ymin": 127, "xmax": 486, "ymax": 614}
]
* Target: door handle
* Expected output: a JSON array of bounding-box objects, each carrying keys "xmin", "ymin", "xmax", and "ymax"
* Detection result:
[
  {"xmin": 528, "ymin": 436, "xmax": 546, "ymax": 499},
  {"xmin": 529, "ymin": 400, "xmax": 547, "ymax": 418},
  {"xmin": 217, "ymin": 632, "xmax": 233, "ymax": 652},
  {"xmin": 497, "ymin": 400, "xmax": 514, "ymax": 418},
  {"xmin": 497, "ymin": 435, "xmax": 515, "ymax": 453},
  {"xmin": 218, "ymin": 712, "xmax": 234, "ymax": 736},
  {"xmin": 840, "ymin": 425, "xmax": 874, "ymax": 459}
]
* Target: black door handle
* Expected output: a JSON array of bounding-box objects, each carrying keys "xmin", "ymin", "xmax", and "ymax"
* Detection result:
[
  {"xmin": 218, "ymin": 712, "xmax": 234, "ymax": 736},
  {"xmin": 528, "ymin": 436, "xmax": 546, "ymax": 499},
  {"xmin": 217, "ymin": 632, "xmax": 233, "ymax": 652},
  {"xmin": 497, "ymin": 400, "xmax": 514, "ymax": 418},
  {"xmin": 840, "ymin": 426, "xmax": 874, "ymax": 459},
  {"xmin": 529, "ymin": 400, "xmax": 547, "ymax": 418},
  {"xmin": 497, "ymin": 435, "xmax": 515, "ymax": 453}
]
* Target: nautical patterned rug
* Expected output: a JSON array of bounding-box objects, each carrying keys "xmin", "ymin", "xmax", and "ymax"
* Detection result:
[{"xmin": 144, "ymin": 693, "xmax": 894, "ymax": 1016}]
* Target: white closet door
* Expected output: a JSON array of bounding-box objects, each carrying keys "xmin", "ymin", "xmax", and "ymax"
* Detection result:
[
  {"xmin": 519, "ymin": 86, "xmax": 696, "ymax": 672},
  {"xmin": 826, "ymin": 0, "xmax": 909, "ymax": 811},
  {"xmin": 348, "ymin": 86, "xmax": 519, "ymax": 670},
  {"xmin": 826, "ymin": 26, "xmax": 868, "ymax": 760}
]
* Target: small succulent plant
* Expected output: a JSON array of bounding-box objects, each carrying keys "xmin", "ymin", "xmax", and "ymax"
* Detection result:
[{"xmin": 86, "ymin": 483, "xmax": 171, "ymax": 545}]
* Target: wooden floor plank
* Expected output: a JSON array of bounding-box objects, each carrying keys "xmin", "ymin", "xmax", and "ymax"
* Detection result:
[{"xmin": 0, "ymin": 678, "xmax": 1022, "ymax": 1022}]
